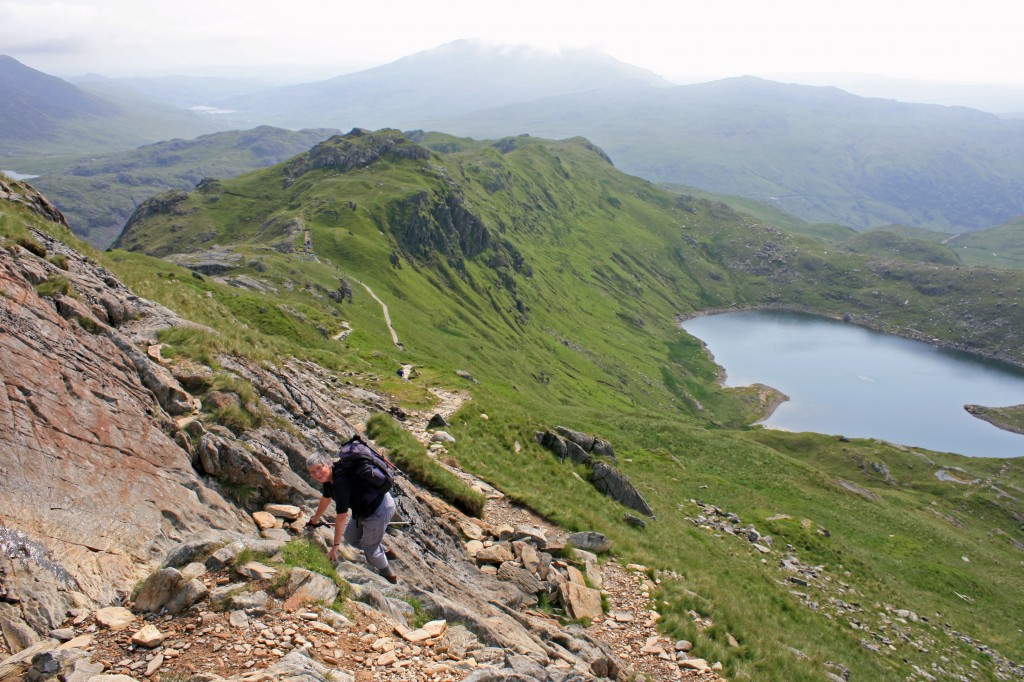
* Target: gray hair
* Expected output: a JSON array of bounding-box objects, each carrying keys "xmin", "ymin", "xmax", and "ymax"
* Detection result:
[{"xmin": 306, "ymin": 452, "xmax": 332, "ymax": 469}]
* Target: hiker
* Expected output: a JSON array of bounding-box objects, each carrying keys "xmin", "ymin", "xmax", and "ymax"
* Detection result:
[{"xmin": 306, "ymin": 446, "xmax": 398, "ymax": 584}]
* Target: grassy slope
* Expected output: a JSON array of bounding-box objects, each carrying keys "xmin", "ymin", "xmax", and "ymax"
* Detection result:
[
  {"xmin": 946, "ymin": 217, "xmax": 1024, "ymax": 270},
  {"xmin": 36, "ymin": 131, "xmax": 1024, "ymax": 680}
]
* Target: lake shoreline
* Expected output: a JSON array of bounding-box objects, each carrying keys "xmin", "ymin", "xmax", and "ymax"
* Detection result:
[
  {"xmin": 677, "ymin": 303, "xmax": 1024, "ymax": 372},
  {"xmin": 679, "ymin": 306, "xmax": 1024, "ymax": 457}
]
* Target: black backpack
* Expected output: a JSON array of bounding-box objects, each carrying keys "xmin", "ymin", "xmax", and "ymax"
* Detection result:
[{"xmin": 336, "ymin": 435, "xmax": 396, "ymax": 493}]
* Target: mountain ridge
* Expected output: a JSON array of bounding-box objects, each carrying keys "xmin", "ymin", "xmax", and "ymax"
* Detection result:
[{"xmin": 216, "ymin": 40, "xmax": 672, "ymax": 130}]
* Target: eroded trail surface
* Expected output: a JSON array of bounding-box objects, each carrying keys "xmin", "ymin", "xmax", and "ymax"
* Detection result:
[{"xmin": 411, "ymin": 391, "xmax": 724, "ymax": 681}]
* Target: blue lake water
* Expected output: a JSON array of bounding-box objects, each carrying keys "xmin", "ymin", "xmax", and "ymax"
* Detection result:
[{"xmin": 681, "ymin": 310, "xmax": 1024, "ymax": 458}]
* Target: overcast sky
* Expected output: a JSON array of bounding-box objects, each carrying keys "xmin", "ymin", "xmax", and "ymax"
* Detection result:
[{"xmin": 1, "ymin": 0, "xmax": 1019, "ymax": 85}]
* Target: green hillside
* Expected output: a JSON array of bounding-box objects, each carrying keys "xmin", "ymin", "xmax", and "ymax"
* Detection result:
[
  {"xmin": 76, "ymin": 129, "xmax": 1024, "ymax": 680},
  {"xmin": 945, "ymin": 217, "xmax": 1024, "ymax": 269},
  {"xmin": 31, "ymin": 126, "xmax": 337, "ymax": 248}
]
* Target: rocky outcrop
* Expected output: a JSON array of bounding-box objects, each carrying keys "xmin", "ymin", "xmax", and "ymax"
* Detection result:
[
  {"xmin": 284, "ymin": 128, "xmax": 431, "ymax": 179},
  {"xmin": 0, "ymin": 177, "xmax": 67, "ymax": 227},
  {"xmin": 164, "ymin": 247, "xmax": 244, "ymax": 276},
  {"xmin": 114, "ymin": 190, "xmax": 190, "ymax": 251},
  {"xmin": 536, "ymin": 429, "xmax": 653, "ymax": 518}
]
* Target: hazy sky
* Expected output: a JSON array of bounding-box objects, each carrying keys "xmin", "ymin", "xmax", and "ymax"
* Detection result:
[{"xmin": 1, "ymin": 0, "xmax": 1019, "ymax": 85}]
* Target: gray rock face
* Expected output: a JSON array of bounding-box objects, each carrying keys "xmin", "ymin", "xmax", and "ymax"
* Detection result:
[
  {"xmin": 0, "ymin": 242, "xmax": 250, "ymax": 637},
  {"xmin": 591, "ymin": 462, "xmax": 654, "ymax": 518},
  {"xmin": 555, "ymin": 427, "xmax": 595, "ymax": 452},
  {"xmin": 567, "ymin": 532, "xmax": 612, "ymax": 554}
]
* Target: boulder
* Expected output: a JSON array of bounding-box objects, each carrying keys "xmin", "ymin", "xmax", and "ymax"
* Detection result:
[
  {"xmin": 164, "ymin": 579, "xmax": 208, "ymax": 615},
  {"xmin": 251, "ymin": 512, "xmax": 277, "ymax": 530},
  {"xmin": 558, "ymin": 582, "xmax": 604, "ymax": 621},
  {"xmin": 535, "ymin": 431, "xmax": 567, "ymax": 459},
  {"xmin": 179, "ymin": 563, "xmax": 207, "ymax": 582},
  {"xmin": 131, "ymin": 624, "xmax": 165, "ymax": 648},
  {"xmin": 260, "ymin": 528, "xmax": 291, "ymax": 542},
  {"xmin": 264, "ymin": 504, "xmax": 301, "ymax": 520},
  {"xmin": 23, "ymin": 647, "xmax": 95, "ymax": 682},
  {"xmin": 567, "ymin": 532, "xmax": 612, "ymax": 554},
  {"xmin": 227, "ymin": 590, "xmax": 269, "ymax": 613},
  {"xmin": 496, "ymin": 563, "xmax": 543, "ymax": 604},
  {"xmin": 624, "ymin": 513, "xmax": 647, "ymax": 528},
  {"xmin": 555, "ymin": 426, "xmax": 595, "ymax": 452},
  {"xmin": 591, "ymin": 462, "xmax": 654, "ymax": 517},
  {"xmin": 592, "ymin": 438, "xmax": 616, "ymax": 460},
  {"xmin": 94, "ymin": 607, "xmax": 134, "ymax": 631},
  {"xmin": 564, "ymin": 440, "xmax": 592, "ymax": 465},
  {"xmin": 0, "ymin": 639, "xmax": 59, "ymax": 680},
  {"xmin": 475, "ymin": 544, "xmax": 514, "ymax": 565},
  {"xmin": 513, "ymin": 525, "xmax": 548, "ymax": 546},
  {"xmin": 430, "ymin": 431, "xmax": 456, "ymax": 444},
  {"xmin": 236, "ymin": 562, "xmax": 277, "ymax": 580},
  {"xmin": 437, "ymin": 624, "xmax": 483, "ymax": 660},
  {"xmin": 284, "ymin": 568, "xmax": 339, "ymax": 610},
  {"xmin": 205, "ymin": 543, "xmax": 243, "ymax": 571},
  {"xmin": 512, "ymin": 541, "xmax": 541, "ymax": 574},
  {"xmin": 134, "ymin": 568, "xmax": 182, "ymax": 613}
]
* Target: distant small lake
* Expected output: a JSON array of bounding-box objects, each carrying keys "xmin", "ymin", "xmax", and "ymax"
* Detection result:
[
  {"xmin": 681, "ymin": 310, "xmax": 1024, "ymax": 458},
  {"xmin": 2, "ymin": 170, "xmax": 38, "ymax": 181}
]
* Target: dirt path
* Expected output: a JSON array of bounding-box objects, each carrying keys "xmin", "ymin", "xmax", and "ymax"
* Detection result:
[{"xmin": 355, "ymin": 280, "xmax": 401, "ymax": 347}]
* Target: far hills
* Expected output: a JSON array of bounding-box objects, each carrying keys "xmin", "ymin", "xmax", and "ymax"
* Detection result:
[
  {"xmin": 30, "ymin": 126, "xmax": 337, "ymax": 248},
  {"xmin": 8, "ymin": 43, "xmax": 1024, "ymax": 239},
  {"xmin": 423, "ymin": 76, "xmax": 1024, "ymax": 232},
  {"xmin": 0, "ymin": 55, "xmax": 230, "ymax": 165}
]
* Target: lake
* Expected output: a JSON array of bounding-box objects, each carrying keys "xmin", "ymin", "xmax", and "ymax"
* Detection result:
[
  {"xmin": 2, "ymin": 170, "xmax": 39, "ymax": 181},
  {"xmin": 681, "ymin": 310, "xmax": 1024, "ymax": 457}
]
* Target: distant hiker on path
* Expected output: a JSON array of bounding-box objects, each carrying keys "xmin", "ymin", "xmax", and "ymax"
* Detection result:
[{"xmin": 306, "ymin": 437, "xmax": 398, "ymax": 584}]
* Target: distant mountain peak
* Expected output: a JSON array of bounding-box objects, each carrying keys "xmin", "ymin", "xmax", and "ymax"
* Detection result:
[{"xmin": 219, "ymin": 41, "xmax": 671, "ymax": 130}]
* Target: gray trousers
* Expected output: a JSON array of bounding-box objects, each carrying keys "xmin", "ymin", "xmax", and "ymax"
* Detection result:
[{"xmin": 344, "ymin": 492, "xmax": 395, "ymax": 571}]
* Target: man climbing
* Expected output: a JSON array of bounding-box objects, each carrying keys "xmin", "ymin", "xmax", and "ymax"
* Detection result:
[{"xmin": 306, "ymin": 439, "xmax": 398, "ymax": 584}]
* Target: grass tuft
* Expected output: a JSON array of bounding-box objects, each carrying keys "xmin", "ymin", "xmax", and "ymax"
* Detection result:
[{"xmin": 366, "ymin": 413, "xmax": 486, "ymax": 517}]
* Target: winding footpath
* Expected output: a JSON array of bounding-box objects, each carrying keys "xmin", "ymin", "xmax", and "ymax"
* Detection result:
[{"xmin": 356, "ymin": 280, "xmax": 401, "ymax": 348}]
